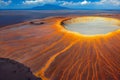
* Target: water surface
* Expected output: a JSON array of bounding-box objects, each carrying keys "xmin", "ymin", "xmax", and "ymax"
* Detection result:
[{"xmin": 0, "ymin": 10, "xmax": 120, "ymax": 27}]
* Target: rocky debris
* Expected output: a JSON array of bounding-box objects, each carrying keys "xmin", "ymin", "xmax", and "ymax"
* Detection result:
[{"xmin": 0, "ymin": 58, "xmax": 42, "ymax": 80}]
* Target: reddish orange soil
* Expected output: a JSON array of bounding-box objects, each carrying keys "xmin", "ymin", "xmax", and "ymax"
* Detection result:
[{"xmin": 0, "ymin": 15, "xmax": 120, "ymax": 80}]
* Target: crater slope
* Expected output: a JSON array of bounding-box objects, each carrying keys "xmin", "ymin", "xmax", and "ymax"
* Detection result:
[{"xmin": 0, "ymin": 15, "xmax": 120, "ymax": 80}]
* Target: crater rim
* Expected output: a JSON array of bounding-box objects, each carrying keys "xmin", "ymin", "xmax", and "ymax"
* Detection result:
[{"xmin": 62, "ymin": 16, "xmax": 120, "ymax": 36}]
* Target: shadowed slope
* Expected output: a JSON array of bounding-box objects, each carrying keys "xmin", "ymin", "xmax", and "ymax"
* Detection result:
[
  {"xmin": 0, "ymin": 58, "xmax": 41, "ymax": 80},
  {"xmin": 0, "ymin": 16, "xmax": 120, "ymax": 80}
]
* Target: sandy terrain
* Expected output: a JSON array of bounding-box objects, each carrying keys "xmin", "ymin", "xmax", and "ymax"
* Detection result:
[{"xmin": 0, "ymin": 14, "xmax": 120, "ymax": 80}]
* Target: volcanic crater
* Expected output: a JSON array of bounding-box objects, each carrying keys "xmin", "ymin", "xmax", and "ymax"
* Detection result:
[
  {"xmin": 0, "ymin": 15, "xmax": 120, "ymax": 80},
  {"xmin": 62, "ymin": 16, "xmax": 120, "ymax": 36}
]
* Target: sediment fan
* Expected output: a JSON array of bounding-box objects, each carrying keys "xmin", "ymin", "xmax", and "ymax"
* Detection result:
[{"xmin": 0, "ymin": 15, "xmax": 120, "ymax": 80}]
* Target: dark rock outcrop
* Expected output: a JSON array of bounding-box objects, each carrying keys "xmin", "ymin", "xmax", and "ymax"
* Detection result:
[
  {"xmin": 30, "ymin": 21, "xmax": 44, "ymax": 25},
  {"xmin": 0, "ymin": 58, "xmax": 42, "ymax": 80}
]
